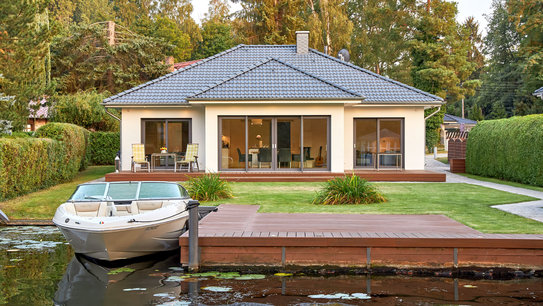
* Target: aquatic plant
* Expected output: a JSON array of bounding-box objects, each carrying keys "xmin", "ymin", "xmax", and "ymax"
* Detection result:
[
  {"xmin": 108, "ymin": 267, "xmax": 135, "ymax": 275},
  {"xmin": 312, "ymin": 175, "xmax": 386, "ymax": 205},
  {"xmin": 185, "ymin": 173, "xmax": 232, "ymax": 201}
]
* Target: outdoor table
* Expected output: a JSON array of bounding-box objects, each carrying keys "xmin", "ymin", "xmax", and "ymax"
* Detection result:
[{"xmin": 151, "ymin": 153, "xmax": 177, "ymax": 171}]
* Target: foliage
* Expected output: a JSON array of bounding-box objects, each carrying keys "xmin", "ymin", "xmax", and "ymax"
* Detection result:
[
  {"xmin": 193, "ymin": 21, "xmax": 237, "ymax": 59},
  {"xmin": 89, "ymin": 132, "xmax": 120, "ymax": 165},
  {"xmin": 51, "ymin": 23, "xmax": 171, "ymax": 94},
  {"xmin": 0, "ymin": 0, "xmax": 52, "ymax": 131},
  {"xmin": 425, "ymin": 106, "xmax": 445, "ymax": 151},
  {"xmin": 348, "ymin": 0, "xmax": 415, "ymax": 82},
  {"xmin": 138, "ymin": 16, "xmax": 192, "ymax": 62},
  {"xmin": 0, "ymin": 123, "xmax": 89, "ymax": 200},
  {"xmin": 466, "ymin": 114, "xmax": 543, "ymax": 187},
  {"xmin": 185, "ymin": 173, "xmax": 232, "ymax": 201},
  {"xmin": 232, "ymin": 0, "xmax": 306, "ymax": 45},
  {"xmin": 49, "ymin": 91, "xmax": 119, "ymax": 131},
  {"xmin": 312, "ymin": 175, "xmax": 386, "ymax": 205},
  {"xmin": 306, "ymin": 0, "xmax": 353, "ymax": 56}
]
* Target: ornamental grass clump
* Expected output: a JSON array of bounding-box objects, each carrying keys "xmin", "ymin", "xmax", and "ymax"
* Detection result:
[
  {"xmin": 185, "ymin": 173, "xmax": 233, "ymax": 201},
  {"xmin": 312, "ymin": 175, "xmax": 386, "ymax": 205}
]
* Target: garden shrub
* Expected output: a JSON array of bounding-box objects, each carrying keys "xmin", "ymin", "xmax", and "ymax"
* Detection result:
[
  {"xmin": 313, "ymin": 175, "xmax": 386, "ymax": 205},
  {"xmin": 89, "ymin": 132, "xmax": 120, "ymax": 165},
  {"xmin": 185, "ymin": 173, "xmax": 232, "ymax": 201},
  {"xmin": 466, "ymin": 114, "xmax": 543, "ymax": 186},
  {"xmin": 0, "ymin": 123, "xmax": 89, "ymax": 200}
]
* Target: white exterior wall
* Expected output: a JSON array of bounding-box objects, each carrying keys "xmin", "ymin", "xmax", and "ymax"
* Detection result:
[
  {"xmin": 119, "ymin": 106, "xmax": 205, "ymax": 171},
  {"xmin": 118, "ymin": 103, "xmax": 427, "ymax": 172},
  {"xmin": 343, "ymin": 106, "xmax": 426, "ymax": 170},
  {"xmin": 203, "ymin": 104, "xmax": 345, "ymax": 172}
]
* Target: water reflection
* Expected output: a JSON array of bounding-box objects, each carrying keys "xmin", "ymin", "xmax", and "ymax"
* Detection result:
[{"xmin": 0, "ymin": 227, "xmax": 542, "ymax": 305}]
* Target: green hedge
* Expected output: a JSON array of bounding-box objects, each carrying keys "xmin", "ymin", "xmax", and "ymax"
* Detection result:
[
  {"xmin": 466, "ymin": 115, "xmax": 543, "ymax": 187},
  {"xmin": 89, "ymin": 132, "xmax": 119, "ymax": 165},
  {"xmin": 0, "ymin": 123, "xmax": 89, "ymax": 200}
]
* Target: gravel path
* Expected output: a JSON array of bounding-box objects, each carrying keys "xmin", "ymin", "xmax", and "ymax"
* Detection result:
[{"xmin": 425, "ymin": 156, "xmax": 543, "ymax": 223}]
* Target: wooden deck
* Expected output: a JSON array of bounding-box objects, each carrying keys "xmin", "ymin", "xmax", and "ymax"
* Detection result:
[
  {"xmin": 180, "ymin": 205, "xmax": 543, "ymax": 269},
  {"xmin": 105, "ymin": 170, "xmax": 446, "ymax": 182}
]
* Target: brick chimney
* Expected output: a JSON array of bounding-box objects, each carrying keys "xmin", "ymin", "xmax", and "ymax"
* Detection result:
[
  {"xmin": 296, "ymin": 31, "xmax": 309, "ymax": 54},
  {"xmin": 106, "ymin": 21, "xmax": 115, "ymax": 46},
  {"xmin": 165, "ymin": 56, "xmax": 175, "ymax": 72}
]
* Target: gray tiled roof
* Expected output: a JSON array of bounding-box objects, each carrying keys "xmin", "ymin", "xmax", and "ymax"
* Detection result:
[
  {"xmin": 190, "ymin": 58, "xmax": 362, "ymax": 100},
  {"xmin": 444, "ymin": 114, "xmax": 477, "ymax": 125},
  {"xmin": 103, "ymin": 45, "xmax": 444, "ymax": 105}
]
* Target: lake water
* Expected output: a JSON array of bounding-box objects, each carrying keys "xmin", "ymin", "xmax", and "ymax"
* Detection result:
[{"xmin": 0, "ymin": 226, "xmax": 541, "ymax": 305}]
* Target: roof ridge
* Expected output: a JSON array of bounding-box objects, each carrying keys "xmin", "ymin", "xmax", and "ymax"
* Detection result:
[
  {"xmin": 308, "ymin": 48, "xmax": 444, "ymax": 102},
  {"xmin": 188, "ymin": 57, "xmax": 363, "ymax": 100},
  {"xmin": 103, "ymin": 44, "xmax": 246, "ymax": 104}
]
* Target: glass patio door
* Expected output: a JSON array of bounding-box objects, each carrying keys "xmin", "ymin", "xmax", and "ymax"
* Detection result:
[
  {"xmin": 248, "ymin": 118, "xmax": 273, "ymax": 169},
  {"xmin": 354, "ymin": 118, "xmax": 403, "ymax": 169}
]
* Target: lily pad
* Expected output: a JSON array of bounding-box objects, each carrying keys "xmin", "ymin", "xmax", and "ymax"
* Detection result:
[
  {"xmin": 165, "ymin": 276, "xmax": 187, "ymax": 282},
  {"xmin": 463, "ymin": 284, "xmax": 477, "ymax": 288},
  {"xmin": 274, "ymin": 273, "xmax": 293, "ymax": 277},
  {"xmin": 108, "ymin": 267, "xmax": 135, "ymax": 275},
  {"xmin": 123, "ymin": 288, "xmax": 146, "ymax": 291},
  {"xmin": 234, "ymin": 274, "xmax": 266, "ymax": 280},
  {"xmin": 155, "ymin": 301, "xmax": 190, "ymax": 306},
  {"xmin": 153, "ymin": 293, "xmax": 174, "ymax": 298},
  {"xmin": 168, "ymin": 266, "xmax": 184, "ymax": 271},
  {"xmin": 215, "ymin": 272, "xmax": 241, "ymax": 279},
  {"xmin": 188, "ymin": 271, "xmax": 220, "ymax": 277},
  {"xmin": 308, "ymin": 293, "xmax": 371, "ymax": 300},
  {"xmin": 202, "ymin": 286, "xmax": 232, "ymax": 292}
]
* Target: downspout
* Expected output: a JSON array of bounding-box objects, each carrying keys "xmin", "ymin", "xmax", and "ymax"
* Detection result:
[
  {"xmin": 105, "ymin": 107, "xmax": 122, "ymax": 171},
  {"xmin": 424, "ymin": 105, "xmax": 441, "ymax": 121}
]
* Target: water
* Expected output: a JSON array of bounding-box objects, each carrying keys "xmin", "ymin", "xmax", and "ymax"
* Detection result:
[{"xmin": 0, "ymin": 226, "xmax": 541, "ymax": 305}]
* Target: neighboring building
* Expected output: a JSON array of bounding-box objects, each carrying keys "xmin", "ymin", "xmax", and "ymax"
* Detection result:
[
  {"xmin": 534, "ymin": 87, "xmax": 543, "ymax": 99},
  {"xmin": 174, "ymin": 60, "xmax": 202, "ymax": 70},
  {"xmin": 104, "ymin": 31, "xmax": 443, "ymax": 172},
  {"xmin": 440, "ymin": 114, "xmax": 477, "ymax": 150},
  {"xmin": 26, "ymin": 99, "xmax": 49, "ymax": 132}
]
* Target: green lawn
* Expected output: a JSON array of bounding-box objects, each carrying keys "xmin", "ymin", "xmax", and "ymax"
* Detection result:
[
  {"xmin": 458, "ymin": 173, "xmax": 543, "ymax": 193},
  {"xmin": 0, "ymin": 166, "xmax": 114, "ymax": 219},
  {"xmin": 199, "ymin": 182, "xmax": 543, "ymax": 234},
  {"xmin": 436, "ymin": 157, "xmax": 449, "ymax": 164}
]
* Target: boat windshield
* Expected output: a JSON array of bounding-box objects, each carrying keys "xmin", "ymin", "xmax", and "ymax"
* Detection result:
[
  {"xmin": 70, "ymin": 184, "xmax": 107, "ymax": 201},
  {"xmin": 69, "ymin": 182, "xmax": 188, "ymax": 201},
  {"xmin": 139, "ymin": 182, "xmax": 187, "ymax": 199}
]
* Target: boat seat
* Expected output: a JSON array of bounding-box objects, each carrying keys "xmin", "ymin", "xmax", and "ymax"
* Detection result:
[
  {"xmin": 136, "ymin": 201, "xmax": 163, "ymax": 213},
  {"xmin": 74, "ymin": 202, "xmax": 107, "ymax": 217},
  {"xmin": 114, "ymin": 203, "xmax": 139, "ymax": 216}
]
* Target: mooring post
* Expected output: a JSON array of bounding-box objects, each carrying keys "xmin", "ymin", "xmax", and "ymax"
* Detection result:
[{"xmin": 187, "ymin": 200, "xmax": 200, "ymax": 272}]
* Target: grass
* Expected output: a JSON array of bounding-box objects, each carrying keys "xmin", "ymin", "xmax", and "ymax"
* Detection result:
[
  {"xmin": 458, "ymin": 173, "xmax": 543, "ymax": 193},
  {"xmin": 0, "ymin": 166, "xmax": 114, "ymax": 219},
  {"xmin": 436, "ymin": 157, "xmax": 449, "ymax": 164},
  {"xmin": 200, "ymin": 182, "xmax": 543, "ymax": 234}
]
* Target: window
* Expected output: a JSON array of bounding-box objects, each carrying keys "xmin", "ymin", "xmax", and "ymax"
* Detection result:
[{"xmin": 354, "ymin": 118, "xmax": 403, "ymax": 169}]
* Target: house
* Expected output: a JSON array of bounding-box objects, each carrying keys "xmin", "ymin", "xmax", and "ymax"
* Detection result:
[
  {"xmin": 103, "ymin": 31, "xmax": 443, "ymax": 173},
  {"xmin": 534, "ymin": 87, "xmax": 543, "ymax": 99},
  {"xmin": 440, "ymin": 113, "xmax": 477, "ymax": 148},
  {"xmin": 26, "ymin": 99, "xmax": 49, "ymax": 132}
]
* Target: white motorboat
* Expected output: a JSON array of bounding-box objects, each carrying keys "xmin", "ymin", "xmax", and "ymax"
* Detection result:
[{"xmin": 53, "ymin": 181, "xmax": 191, "ymax": 261}]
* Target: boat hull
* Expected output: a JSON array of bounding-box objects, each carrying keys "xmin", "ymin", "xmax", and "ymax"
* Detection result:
[{"xmin": 56, "ymin": 216, "xmax": 187, "ymax": 261}]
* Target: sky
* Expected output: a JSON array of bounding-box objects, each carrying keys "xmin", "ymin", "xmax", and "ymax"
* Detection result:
[{"xmin": 191, "ymin": 0, "xmax": 494, "ymax": 34}]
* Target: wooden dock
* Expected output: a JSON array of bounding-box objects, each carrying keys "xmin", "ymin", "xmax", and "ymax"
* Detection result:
[
  {"xmin": 106, "ymin": 170, "xmax": 446, "ymax": 182},
  {"xmin": 180, "ymin": 205, "xmax": 543, "ymax": 269}
]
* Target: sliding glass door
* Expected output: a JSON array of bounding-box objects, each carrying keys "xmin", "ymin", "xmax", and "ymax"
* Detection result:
[
  {"xmin": 354, "ymin": 118, "xmax": 403, "ymax": 169},
  {"xmin": 142, "ymin": 119, "xmax": 190, "ymax": 169},
  {"xmin": 219, "ymin": 116, "xmax": 328, "ymax": 171}
]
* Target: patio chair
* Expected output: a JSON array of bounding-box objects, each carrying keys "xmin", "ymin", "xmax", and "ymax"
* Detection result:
[
  {"xmin": 131, "ymin": 144, "xmax": 150, "ymax": 172},
  {"xmin": 175, "ymin": 143, "xmax": 199, "ymax": 172}
]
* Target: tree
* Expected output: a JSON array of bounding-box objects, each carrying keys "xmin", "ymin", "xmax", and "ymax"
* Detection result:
[
  {"xmin": 138, "ymin": 16, "xmax": 192, "ymax": 61},
  {"xmin": 305, "ymin": 0, "xmax": 353, "ymax": 55},
  {"xmin": 233, "ymin": 0, "xmax": 306, "ymax": 45},
  {"xmin": 348, "ymin": 0, "xmax": 415, "ymax": 83},
  {"xmin": 51, "ymin": 23, "xmax": 171, "ymax": 94},
  {"xmin": 409, "ymin": 0, "xmax": 477, "ymax": 150},
  {"xmin": 0, "ymin": 0, "xmax": 52, "ymax": 131},
  {"xmin": 193, "ymin": 21, "xmax": 236, "ymax": 59},
  {"xmin": 473, "ymin": 0, "xmax": 523, "ymax": 117}
]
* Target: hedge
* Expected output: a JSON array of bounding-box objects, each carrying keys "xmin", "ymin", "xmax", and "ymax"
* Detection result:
[
  {"xmin": 89, "ymin": 132, "xmax": 120, "ymax": 165},
  {"xmin": 466, "ymin": 115, "xmax": 543, "ymax": 187},
  {"xmin": 0, "ymin": 123, "xmax": 89, "ymax": 200}
]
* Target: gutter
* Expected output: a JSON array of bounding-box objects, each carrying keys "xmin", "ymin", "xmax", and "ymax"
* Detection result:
[
  {"xmin": 424, "ymin": 105, "xmax": 441, "ymax": 121},
  {"xmin": 105, "ymin": 108, "xmax": 121, "ymax": 121}
]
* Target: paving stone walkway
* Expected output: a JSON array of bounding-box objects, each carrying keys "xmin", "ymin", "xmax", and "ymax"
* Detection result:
[{"xmin": 425, "ymin": 156, "xmax": 543, "ymax": 222}]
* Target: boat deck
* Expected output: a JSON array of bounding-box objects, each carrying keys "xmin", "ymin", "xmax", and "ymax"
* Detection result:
[{"xmin": 179, "ymin": 205, "xmax": 543, "ymax": 269}]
